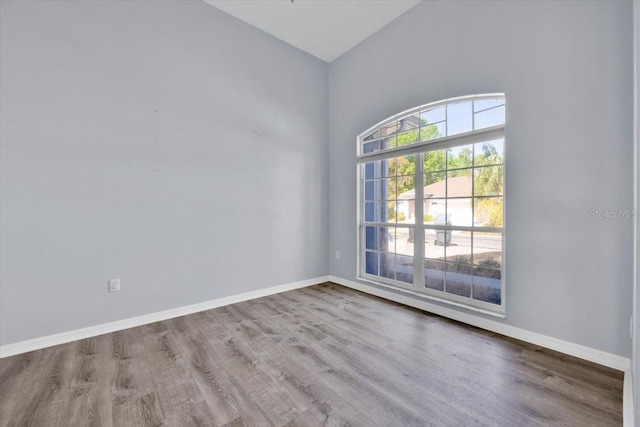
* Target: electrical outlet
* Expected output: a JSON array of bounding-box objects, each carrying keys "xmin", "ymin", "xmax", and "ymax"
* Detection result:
[
  {"xmin": 108, "ymin": 278, "xmax": 121, "ymax": 293},
  {"xmin": 335, "ymin": 251, "xmax": 340, "ymax": 260}
]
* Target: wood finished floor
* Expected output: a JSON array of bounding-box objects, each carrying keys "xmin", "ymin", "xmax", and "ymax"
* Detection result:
[{"xmin": 0, "ymin": 283, "xmax": 623, "ymax": 427}]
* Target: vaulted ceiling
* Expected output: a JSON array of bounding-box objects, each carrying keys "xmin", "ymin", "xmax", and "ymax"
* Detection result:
[{"xmin": 203, "ymin": 0, "xmax": 421, "ymax": 63}]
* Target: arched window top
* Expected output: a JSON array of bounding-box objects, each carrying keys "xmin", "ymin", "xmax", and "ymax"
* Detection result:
[{"xmin": 358, "ymin": 94, "xmax": 505, "ymax": 156}]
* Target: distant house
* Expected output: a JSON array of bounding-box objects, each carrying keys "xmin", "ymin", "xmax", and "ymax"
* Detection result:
[{"xmin": 397, "ymin": 175, "xmax": 472, "ymax": 224}]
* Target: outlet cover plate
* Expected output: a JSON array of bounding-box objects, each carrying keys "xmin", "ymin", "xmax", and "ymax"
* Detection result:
[{"xmin": 108, "ymin": 279, "xmax": 121, "ymax": 293}]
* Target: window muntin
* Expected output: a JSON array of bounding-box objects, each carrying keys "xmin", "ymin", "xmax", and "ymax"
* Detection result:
[{"xmin": 358, "ymin": 95, "xmax": 505, "ymax": 314}]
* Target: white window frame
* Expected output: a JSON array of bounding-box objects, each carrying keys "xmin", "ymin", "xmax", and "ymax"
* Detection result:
[{"xmin": 356, "ymin": 94, "xmax": 506, "ymax": 317}]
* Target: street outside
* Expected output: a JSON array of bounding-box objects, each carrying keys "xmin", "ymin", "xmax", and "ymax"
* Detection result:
[{"xmin": 392, "ymin": 228, "xmax": 501, "ymax": 259}]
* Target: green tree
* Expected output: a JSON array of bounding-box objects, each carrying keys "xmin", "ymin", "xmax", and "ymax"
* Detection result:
[
  {"xmin": 447, "ymin": 147, "xmax": 472, "ymax": 171},
  {"xmin": 474, "ymin": 143, "xmax": 503, "ymax": 196},
  {"xmin": 474, "ymin": 143, "xmax": 504, "ymax": 227},
  {"xmin": 423, "ymin": 150, "xmax": 446, "ymax": 184}
]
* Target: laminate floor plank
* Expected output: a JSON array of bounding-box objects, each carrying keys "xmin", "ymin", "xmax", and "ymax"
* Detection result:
[
  {"xmin": 271, "ymin": 292, "xmax": 532, "ymax": 426},
  {"xmin": 314, "ymin": 288, "xmax": 621, "ymax": 425},
  {"xmin": 0, "ymin": 283, "xmax": 624, "ymax": 426},
  {"xmin": 168, "ymin": 317, "xmax": 249, "ymax": 427},
  {"xmin": 271, "ymin": 286, "xmax": 622, "ymax": 426},
  {"xmin": 204, "ymin": 322, "xmax": 336, "ymax": 426},
  {"xmin": 7, "ymin": 346, "xmax": 70, "ymax": 427},
  {"xmin": 259, "ymin": 294, "xmax": 469, "ymax": 425},
  {"xmin": 295, "ymin": 286, "xmax": 623, "ymax": 426},
  {"xmin": 0, "ymin": 352, "xmax": 42, "ymax": 427},
  {"xmin": 59, "ymin": 336, "xmax": 114, "ymax": 426},
  {"xmin": 253, "ymin": 336, "xmax": 378, "ymax": 427}
]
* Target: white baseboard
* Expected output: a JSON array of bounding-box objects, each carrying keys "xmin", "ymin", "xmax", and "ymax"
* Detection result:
[
  {"xmin": 0, "ymin": 275, "xmax": 330, "ymax": 358},
  {"xmin": 329, "ymin": 275, "xmax": 631, "ymax": 372},
  {"xmin": 1, "ymin": 274, "xmax": 634, "ymax": 423}
]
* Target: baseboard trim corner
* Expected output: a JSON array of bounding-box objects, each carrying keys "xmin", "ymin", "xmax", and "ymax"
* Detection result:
[
  {"xmin": 0, "ymin": 275, "xmax": 330, "ymax": 358},
  {"xmin": 329, "ymin": 275, "xmax": 631, "ymax": 372}
]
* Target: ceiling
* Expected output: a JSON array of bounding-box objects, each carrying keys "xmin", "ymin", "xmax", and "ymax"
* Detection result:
[{"xmin": 203, "ymin": 0, "xmax": 421, "ymax": 63}]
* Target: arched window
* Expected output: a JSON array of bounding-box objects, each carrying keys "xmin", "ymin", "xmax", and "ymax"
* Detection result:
[{"xmin": 357, "ymin": 94, "xmax": 505, "ymax": 314}]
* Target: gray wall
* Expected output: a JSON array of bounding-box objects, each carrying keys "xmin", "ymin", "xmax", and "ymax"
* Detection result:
[
  {"xmin": 0, "ymin": 0, "xmax": 329, "ymax": 345},
  {"xmin": 0, "ymin": 0, "xmax": 634, "ymax": 362},
  {"xmin": 329, "ymin": 0, "xmax": 634, "ymax": 357}
]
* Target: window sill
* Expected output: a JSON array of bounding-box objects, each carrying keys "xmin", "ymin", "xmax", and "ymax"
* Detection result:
[{"xmin": 357, "ymin": 276, "xmax": 506, "ymax": 319}]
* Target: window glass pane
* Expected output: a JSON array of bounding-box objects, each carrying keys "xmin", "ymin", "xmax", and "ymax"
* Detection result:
[
  {"xmin": 392, "ymin": 154, "xmax": 415, "ymax": 179},
  {"xmin": 472, "ymin": 233, "xmax": 502, "ymax": 269},
  {"xmin": 366, "ymin": 178, "xmax": 389, "ymax": 201},
  {"xmin": 388, "ymin": 157, "xmax": 404, "ymax": 181},
  {"xmin": 393, "ymin": 160, "xmax": 415, "ymax": 222},
  {"xmin": 446, "ymin": 231, "xmax": 472, "ymax": 264},
  {"xmin": 424, "ymin": 259, "xmax": 445, "ymax": 291},
  {"xmin": 447, "ymin": 198, "xmax": 472, "ymax": 227},
  {"xmin": 364, "ymin": 201, "xmax": 374, "ymax": 222},
  {"xmin": 474, "ymin": 98, "xmax": 504, "ymax": 112},
  {"xmin": 365, "ymin": 164, "xmax": 374, "ymax": 180},
  {"xmin": 445, "ymin": 262, "xmax": 472, "ymax": 297},
  {"xmin": 423, "ymin": 210, "xmax": 435, "ymax": 225},
  {"xmin": 424, "ymin": 150, "xmax": 446, "ymax": 173},
  {"xmin": 364, "ymin": 162, "xmax": 379, "ymax": 180},
  {"xmin": 378, "ymin": 227, "xmax": 396, "ymax": 253},
  {"xmin": 384, "ymin": 159, "xmax": 396, "ymax": 177},
  {"xmin": 397, "ymin": 179, "xmax": 415, "ymax": 198},
  {"xmin": 420, "ymin": 122, "xmax": 445, "ymax": 141},
  {"xmin": 421, "ymin": 106, "xmax": 445, "ymax": 125},
  {"xmin": 364, "ymin": 129, "xmax": 381, "ymax": 141},
  {"xmin": 382, "ymin": 136, "xmax": 396, "ymax": 150},
  {"xmin": 365, "ymin": 226, "xmax": 378, "ymax": 250},
  {"xmin": 380, "ymin": 253, "xmax": 395, "ymax": 279},
  {"xmin": 396, "ymin": 255, "xmax": 414, "ymax": 284},
  {"xmin": 446, "ymin": 102, "xmax": 472, "ymax": 136},
  {"xmin": 424, "ymin": 230, "xmax": 445, "ymax": 259},
  {"xmin": 472, "ymin": 232, "xmax": 503, "ymax": 302},
  {"xmin": 423, "ymin": 205, "xmax": 435, "ymax": 225},
  {"xmin": 386, "ymin": 178, "xmax": 397, "ymax": 201},
  {"xmin": 424, "ymin": 198, "xmax": 445, "ymax": 224},
  {"xmin": 397, "ymin": 176, "xmax": 415, "ymax": 194},
  {"xmin": 363, "ymin": 140, "xmax": 380, "ymax": 154},
  {"xmin": 396, "ymin": 196, "xmax": 415, "ymax": 224},
  {"xmin": 399, "ymin": 113, "xmax": 421, "ymax": 130},
  {"xmin": 474, "ymin": 139, "xmax": 504, "ymax": 166},
  {"xmin": 447, "ymin": 145, "xmax": 473, "ymax": 170},
  {"xmin": 474, "ymin": 166, "xmax": 503, "ymax": 196},
  {"xmin": 474, "ymin": 197, "xmax": 503, "ymax": 227},
  {"xmin": 396, "ymin": 154, "xmax": 416, "ymax": 176},
  {"xmin": 424, "ymin": 171, "xmax": 446, "ymax": 191},
  {"xmin": 364, "ymin": 180, "xmax": 376, "ymax": 201},
  {"xmin": 424, "ymin": 170, "xmax": 446, "ymax": 224},
  {"xmin": 473, "ymin": 267, "xmax": 501, "ymax": 305},
  {"xmin": 380, "ymin": 121, "xmax": 398, "ymax": 137},
  {"xmin": 447, "ymin": 171, "xmax": 472, "ymax": 198},
  {"xmin": 386, "ymin": 201, "xmax": 399, "ymax": 223},
  {"xmin": 365, "ymin": 251, "xmax": 379, "ymax": 275},
  {"xmin": 395, "ymin": 227, "xmax": 413, "ymax": 255},
  {"xmin": 397, "ymin": 129, "xmax": 419, "ymax": 146},
  {"xmin": 474, "ymin": 105, "xmax": 505, "ymax": 130}
]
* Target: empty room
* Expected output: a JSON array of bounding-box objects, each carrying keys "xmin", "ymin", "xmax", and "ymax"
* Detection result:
[{"xmin": 1, "ymin": 0, "xmax": 638, "ymax": 426}]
